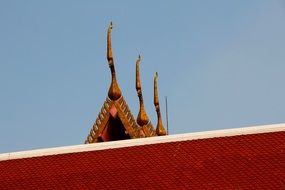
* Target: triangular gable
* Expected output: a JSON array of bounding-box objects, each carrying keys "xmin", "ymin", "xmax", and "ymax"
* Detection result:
[{"xmin": 86, "ymin": 95, "xmax": 157, "ymax": 143}]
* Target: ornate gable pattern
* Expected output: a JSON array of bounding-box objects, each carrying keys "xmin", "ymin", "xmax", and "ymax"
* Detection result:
[
  {"xmin": 85, "ymin": 23, "xmax": 165, "ymax": 143},
  {"xmin": 85, "ymin": 97, "xmax": 136, "ymax": 143}
]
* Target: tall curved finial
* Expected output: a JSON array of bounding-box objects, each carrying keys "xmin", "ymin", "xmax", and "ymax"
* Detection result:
[
  {"xmin": 107, "ymin": 22, "xmax": 113, "ymax": 66},
  {"xmin": 154, "ymin": 72, "xmax": 166, "ymax": 136},
  {"xmin": 136, "ymin": 55, "xmax": 150, "ymax": 126},
  {"xmin": 136, "ymin": 55, "xmax": 142, "ymax": 91},
  {"xmin": 107, "ymin": 22, "xmax": 122, "ymax": 100}
]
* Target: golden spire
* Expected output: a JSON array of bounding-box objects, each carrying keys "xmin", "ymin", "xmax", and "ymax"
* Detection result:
[
  {"xmin": 136, "ymin": 55, "xmax": 150, "ymax": 126},
  {"xmin": 107, "ymin": 22, "xmax": 122, "ymax": 100},
  {"xmin": 154, "ymin": 72, "xmax": 166, "ymax": 136}
]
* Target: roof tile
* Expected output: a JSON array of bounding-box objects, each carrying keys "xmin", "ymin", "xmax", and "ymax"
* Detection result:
[{"xmin": 0, "ymin": 131, "xmax": 284, "ymax": 189}]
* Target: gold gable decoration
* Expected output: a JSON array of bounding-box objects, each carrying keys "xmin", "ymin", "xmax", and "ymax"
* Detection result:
[{"xmin": 85, "ymin": 22, "xmax": 166, "ymax": 143}]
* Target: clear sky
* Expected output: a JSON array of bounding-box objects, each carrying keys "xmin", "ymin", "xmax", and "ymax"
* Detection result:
[{"xmin": 0, "ymin": 0, "xmax": 284, "ymax": 153}]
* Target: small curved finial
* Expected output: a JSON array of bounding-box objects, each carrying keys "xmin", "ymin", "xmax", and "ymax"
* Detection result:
[
  {"xmin": 136, "ymin": 55, "xmax": 150, "ymax": 126},
  {"xmin": 154, "ymin": 72, "xmax": 159, "ymax": 106},
  {"xmin": 106, "ymin": 22, "xmax": 121, "ymax": 100},
  {"xmin": 154, "ymin": 72, "xmax": 166, "ymax": 136}
]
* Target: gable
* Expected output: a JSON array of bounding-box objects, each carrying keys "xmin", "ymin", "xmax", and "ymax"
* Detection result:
[{"xmin": 86, "ymin": 96, "xmax": 140, "ymax": 143}]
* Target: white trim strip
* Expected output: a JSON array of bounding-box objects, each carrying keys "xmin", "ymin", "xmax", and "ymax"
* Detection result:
[{"xmin": 0, "ymin": 123, "xmax": 284, "ymax": 161}]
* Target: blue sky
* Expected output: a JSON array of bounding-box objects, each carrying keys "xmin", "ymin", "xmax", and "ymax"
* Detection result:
[{"xmin": 0, "ymin": 0, "xmax": 284, "ymax": 153}]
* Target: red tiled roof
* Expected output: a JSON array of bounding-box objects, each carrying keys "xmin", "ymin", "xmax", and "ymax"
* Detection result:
[{"xmin": 0, "ymin": 130, "xmax": 284, "ymax": 189}]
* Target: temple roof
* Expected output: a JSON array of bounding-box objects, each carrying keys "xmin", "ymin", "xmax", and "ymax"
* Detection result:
[
  {"xmin": 1, "ymin": 123, "xmax": 284, "ymax": 189},
  {"xmin": 85, "ymin": 23, "xmax": 165, "ymax": 143}
]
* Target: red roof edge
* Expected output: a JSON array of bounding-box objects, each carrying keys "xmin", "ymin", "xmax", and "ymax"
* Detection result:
[{"xmin": 1, "ymin": 123, "xmax": 284, "ymax": 161}]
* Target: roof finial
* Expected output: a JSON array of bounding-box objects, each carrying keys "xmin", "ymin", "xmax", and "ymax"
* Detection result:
[
  {"xmin": 107, "ymin": 22, "xmax": 122, "ymax": 100},
  {"xmin": 107, "ymin": 21, "xmax": 113, "ymax": 66},
  {"xmin": 136, "ymin": 55, "xmax": 142, "ymax": 90},
  {"xmin": 136, "ymin": 55, "xmax": 150, "ymax": 126},
  {"xmin": 154, "ymin": 72, "xmax": 166, "ymax": 136}
]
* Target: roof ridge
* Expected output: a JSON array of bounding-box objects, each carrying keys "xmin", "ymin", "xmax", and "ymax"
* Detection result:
[
  {"xmin": 118, "ymin": 96, "xmax": 137, "ymax": 130},
  {"xmin": 1, "ymin": 123, "xmax": 284, "ymax": 161},
  {"xmin": 115, "ymin": 95, "xmax": 140, "ymax": 137},
  {"xmin": 85, "ymin": 97, "xmax": 111, "ymax": 143}
]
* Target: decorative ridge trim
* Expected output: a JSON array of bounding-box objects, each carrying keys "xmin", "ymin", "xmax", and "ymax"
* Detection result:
[
  {"xmin": 117, "ymin": 96, "xmax": 139, "ymax": 132},
  {"xmin": 117, "ymin": 96, "xmax": 156, "ymax": 137},
  {"xmin": 1, "ymin": 123, "xmax": 284, "ymax": 161},
  {"xmin": 141, "ymin": 121, "xmax": 156, "ymax": 137},
  {"xmin": 85, "ymin": 97, "xmax": 111, "ymax": 143}
]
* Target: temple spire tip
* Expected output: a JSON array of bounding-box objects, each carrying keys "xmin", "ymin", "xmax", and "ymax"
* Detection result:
[
  {"xmin": 136, "ymin": 55, "xmax": 142, "ymax": 90},
  {"xmin": 107, "ymin": 22, "xmax": 114, "ymax": 65},
  {"xmin": 154, "ymin": 72, "xmax": 159, "ymax": 106}
]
